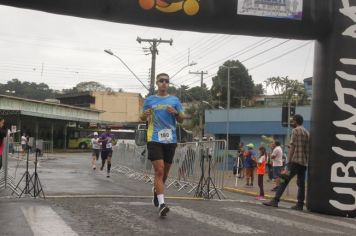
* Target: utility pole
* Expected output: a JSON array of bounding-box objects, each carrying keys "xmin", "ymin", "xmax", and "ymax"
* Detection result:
[
  {"xmin": 137, "ymin": 37, "xmax": 173, "ymax": 95},
  {"xmin": 189, "ymin": 70, "xmax": 208, "ymax": 140},
  {"xmin": 222, "ymin": 66, "xmax": 238, "ymax": 151}
]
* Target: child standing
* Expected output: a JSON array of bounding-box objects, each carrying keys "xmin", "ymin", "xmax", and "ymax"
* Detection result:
[{"xmin": 256, "ymin": 146, "xmax": 267, "ymax": 200}]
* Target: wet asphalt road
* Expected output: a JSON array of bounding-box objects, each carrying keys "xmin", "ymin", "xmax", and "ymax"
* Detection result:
[{"xmin": 0, "ymin": 153, "xmax": 355, "ymax": 235}]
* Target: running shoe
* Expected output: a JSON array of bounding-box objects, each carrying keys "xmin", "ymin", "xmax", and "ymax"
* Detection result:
[
  {"xmin": 107, "ymin": 172, "xmax": 110, "ymax": 178},
  {"xmin": 158, "ymin": 204, "xmax": 169, "ymax": 217},
  {"xmin": 92, "ymin": 165, "xmax": 96, "ymax": 170},
  {"xmin": 152, "ymin": 187, "xmax": 159, "ymax": 207}
]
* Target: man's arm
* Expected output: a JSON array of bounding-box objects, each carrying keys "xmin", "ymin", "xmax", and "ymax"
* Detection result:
[
  {"xmin": 175, "ymin": 112, "xmax": 184, "ymax": 124},
  {"xmin": 140, "ymin": 109, "xmax": 151, "ymax": 121}
]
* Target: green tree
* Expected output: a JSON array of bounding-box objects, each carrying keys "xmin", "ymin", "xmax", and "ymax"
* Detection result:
[
  {"xmin": 211, "ymin": 60, "xmax": 255, "ymax": 108},
  {"xmin": 264, "ymin": 76, "xmax": 309, "ymax": 105},
  {"xmin": 0, "ymin": 79, "xmax": 56, "ymax": 100},
  {"xmin": 254, "ymin": 83, "xmax": 265, "ymax": 96},
  {"xmin": 74, "ymin": 81, "xmax": 114, "ymax": 92}
]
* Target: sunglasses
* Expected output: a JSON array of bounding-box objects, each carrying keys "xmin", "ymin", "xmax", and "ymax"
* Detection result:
[{"xmin": 158, "ymin": 79, "xmax": 169, "ymax": 84}]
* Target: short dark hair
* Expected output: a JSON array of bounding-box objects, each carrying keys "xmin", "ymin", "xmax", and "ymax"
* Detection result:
[
  {"xmin": 293, "ymin": 114, "xmax": 304, "ymax": 125},
  {"xmin": 274, "ymin": 141, "xmax": 281, "ymax": 146},
  {"xmin": 156, "ymin": 73, "xmax": 169, "ymax": 79}
]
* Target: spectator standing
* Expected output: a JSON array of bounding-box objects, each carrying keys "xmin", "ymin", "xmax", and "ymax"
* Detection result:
[
  {"xmin": 237, "ymin": 144, "xmax": 245, "ymax": 178},
  {"xmin": 21, "ymin": 133, "xmax": 27, "ymax": 156},
  {"xmin": 244, "ymin": 143, "xmax": 256, "ymax": 187},
  {"xmin": 263, "ymin": 114, "xmax": 310, "ymax": 210},
  {"xmin": 256, "ymin": 146, "xmax": 267, "ymax": 200},
  {"xmin": 270, "ymin": 140, "xmax": 283, "ymax": 191},
  {"xmin": 266, "ymin": 144, "xmax": 273, "ymax": 181}
]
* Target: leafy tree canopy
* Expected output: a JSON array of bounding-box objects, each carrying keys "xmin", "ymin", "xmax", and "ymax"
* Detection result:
[
  {"xmin": 211, "ymin": 60, "xmax": 255, "ymax": 108},
  {"xmin": 0, "ymin": 79, "xmax": 56, "ymax": 100},
  {"xmin": 264, "ymin": 76, "xmax": 309, "ymax": 105}
]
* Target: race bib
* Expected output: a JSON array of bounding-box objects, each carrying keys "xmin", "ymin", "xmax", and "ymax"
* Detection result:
[
  {"xmin": 158, "ymin": 129, "xmax": 173, "ymax": 142},
  {"xmin": 106, "ymin": 143, "xmax": 112, "ymax": 149}
]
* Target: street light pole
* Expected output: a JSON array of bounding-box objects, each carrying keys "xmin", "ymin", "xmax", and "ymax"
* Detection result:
[
  {"xmin": 104, "ymin": 49, "xmax": 149, "ymax": 92},
  {"xmin": 190, "ymin": 70, "xmax": 208, "ymax": 140},
  {"xmin": 222, "ymin": 66, "xmax": 238, "ymax": 151},
  {"xmin": 170, "ymin": 62, "xmax": 197, "ymax": 79}
]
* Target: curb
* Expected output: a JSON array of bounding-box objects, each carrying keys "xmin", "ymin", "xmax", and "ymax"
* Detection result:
[{"xmin": 223, "ymin": 187, "xmax": 297, "ymax": 204}]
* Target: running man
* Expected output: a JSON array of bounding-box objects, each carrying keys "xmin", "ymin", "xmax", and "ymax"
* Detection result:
[
  {"xmin": 140, "ymin": 73, "xmax": 184, "ymax": 217},
  {"xmin": 99, "ymin": 127, "xmax": 115, "ymax": 178},
  {"xmin": 91, "ymin": 132, "xmax": 100, "ymax": 170}
]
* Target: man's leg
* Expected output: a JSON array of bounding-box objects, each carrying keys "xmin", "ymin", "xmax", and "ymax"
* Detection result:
[
  {"xmin": 152, "ymin": 160, "xmax": 165, "ymax": 195},
  {"xmin": 163, "ymin": 162, "xmax": 172, "ymax": 184},
  {"xmin": 92, "ymin": 153, "xmax": 97, "ymax": 170},
  {"xmin": 101, "ymin": 151, "xmax": 107, "ymax": 171},
  {"xmin": 106, "ymin": 151, "xmax": 112, "ymax": 177},
  {"xmin": 295, "ymin": 164, "xmax": 307, "ymax": 208},
  {"xmin": 264, "ymin": 163, "xmax": 297, "ymax": 207}
]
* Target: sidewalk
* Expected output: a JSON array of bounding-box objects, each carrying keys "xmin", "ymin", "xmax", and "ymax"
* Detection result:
[{"xmin": 223, "ymin": 172, "xmax": 301, "ymax": 203}]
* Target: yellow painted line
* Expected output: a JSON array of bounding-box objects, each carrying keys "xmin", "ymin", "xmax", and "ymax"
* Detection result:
[
  {"xmin": 46, "ymin": 194, "xmax": 204, "ymax": 201},
  {"xmin": 224, "ymin": 187, "xmax": 297, "ymax": 204}
]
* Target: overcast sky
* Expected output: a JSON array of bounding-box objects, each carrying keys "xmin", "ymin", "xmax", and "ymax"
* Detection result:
[{"xmin": 0, "ymin": 5, "xmax": 314, "ymax": 97}]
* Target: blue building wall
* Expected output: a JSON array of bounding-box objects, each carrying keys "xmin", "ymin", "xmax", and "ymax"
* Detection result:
[{"xmin": 205, "ymin": 106, "xmax": 311, "ymax": 150}]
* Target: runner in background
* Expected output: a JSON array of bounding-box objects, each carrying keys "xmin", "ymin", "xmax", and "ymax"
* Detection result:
[
  {"xmin": 140, "ymin": 73, "xmax": 184, "ymax": 217},
  {"xmin": 99, "ymin": 127, "xmax": 115, "ymax": 178},
  {"xmin": 91, "ymin": 132, "xmax": 100, "ymax": 170}
]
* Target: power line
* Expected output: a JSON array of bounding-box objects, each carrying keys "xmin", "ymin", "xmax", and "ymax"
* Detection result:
[{"xmin": 248, "ymin": 41, "xmax": 313, "ymax": 71}]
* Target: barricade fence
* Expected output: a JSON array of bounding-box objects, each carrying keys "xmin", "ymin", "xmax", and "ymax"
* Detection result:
[
  {"xmin": 112, "ymin": 140, "xmax": 227, "ymax": 199},
  {"xmin": 0, "ymin": 137, "xmax": 19, "ymax": 195}
]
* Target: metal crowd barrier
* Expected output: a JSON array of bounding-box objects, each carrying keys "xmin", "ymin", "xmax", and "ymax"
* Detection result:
[
  {"xmin": 112, "ymin": 140, "xmax": 227, "ymax": 199},
  {"xmin": 0, "ymin": 137, "xmax": 20, "ymax": 195}
]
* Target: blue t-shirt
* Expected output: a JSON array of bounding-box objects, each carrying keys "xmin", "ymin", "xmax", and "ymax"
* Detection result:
[
  {"xmin": 143, "ymin": 95, "xmax": 184, "ymax": 144},
  {"xmin": 244, "ymin": 149, "xmax": 256, "ymax": 168}
]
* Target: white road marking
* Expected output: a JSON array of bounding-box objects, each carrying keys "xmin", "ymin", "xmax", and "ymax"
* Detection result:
[
  {"xmin": 21, "ymin": 206, "xmax": 78, "ymax": 236},
  {"xmin": 171, "ymin": 206, "xmax": 265, "ymax": 234},
  {"xmin": 278, "ymin": 209, "xmax": 356, "ymax": 230},
  {"xmin": 225, "ymin": 207, "xmax": 344, "ymax": 234},
  {"xmin": 113, "ymin": 201, "xmax": 155, "ymax": 206}
]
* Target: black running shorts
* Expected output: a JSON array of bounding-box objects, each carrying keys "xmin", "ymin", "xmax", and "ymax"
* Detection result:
[
  {"xmin": 101, "ymin": 149, "xmax": 112, "ymax": 159},
  {"xmin": 147, "ymin": 142, "xmax": 177, "ymax": 164},
  {"xmin": 92, "ymin": 149, "xmax": 100, "ymax": 160}
]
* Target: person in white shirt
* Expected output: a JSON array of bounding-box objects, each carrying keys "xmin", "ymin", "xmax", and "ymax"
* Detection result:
[
  {"xmin": 270, "ymin": 140, "xmax": 283, "ymax": 191},
  {"xmin": 91, "ymin": 132, "xmax": 100, "ymax": 170},
  {"xmin": 21, "ymin": 133, "xmax": 27, "ymax": 156}
]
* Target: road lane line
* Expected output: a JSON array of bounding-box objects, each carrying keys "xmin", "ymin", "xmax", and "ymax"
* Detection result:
[
  {"xmin": 21, "ymin": 206, "xmax": 78, "ymax": 236},
  {"xmin": 225, "ymin": 207, "xmax": 344, "ymax": 234},
  {"xmin": 171, "ymin": 206, "xmax": 265, "ymax": 234},
  {"xmin": 278, "ymin": 209, "xmax": 356, "ymax": 230}
]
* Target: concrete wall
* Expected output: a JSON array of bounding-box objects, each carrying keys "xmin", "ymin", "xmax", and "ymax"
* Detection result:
[
  {"xmin": 92, "ymin": 92, "xmax": 143, "ymax": 123},
  {"xmin": 205, "ymin": 106, "xmax": 311, "ymax": 135}
]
